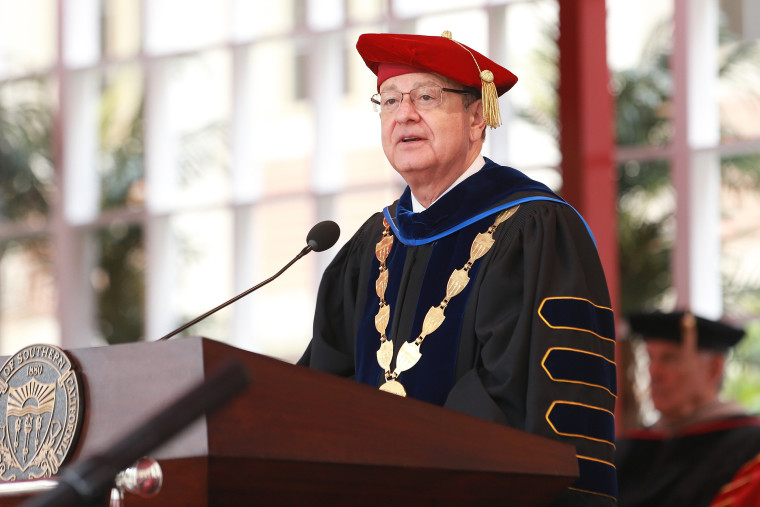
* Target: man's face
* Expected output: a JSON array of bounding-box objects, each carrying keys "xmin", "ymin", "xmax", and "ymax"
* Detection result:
[
  {"xmin": 378, "ymin": 72, "xmax": 478, "ymax": 186},
  {"xmin": 646, "ymin": 339, "xmax": 719, "ymax": 422}
]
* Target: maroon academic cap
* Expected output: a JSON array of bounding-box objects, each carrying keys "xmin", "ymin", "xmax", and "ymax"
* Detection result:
[{"xmin": 356, "ymin": 31, "xmax": 518, "ymax": 128}]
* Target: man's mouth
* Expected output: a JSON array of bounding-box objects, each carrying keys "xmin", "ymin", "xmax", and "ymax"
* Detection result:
[{"xmin": 402, "ymin": 137, "xmax": 421, "ymax": 143}]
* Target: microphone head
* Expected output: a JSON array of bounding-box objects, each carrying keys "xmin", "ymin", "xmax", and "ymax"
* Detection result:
[{"xmin": 306, "ymin": 220, "xmax": 340, "ymax": 252}]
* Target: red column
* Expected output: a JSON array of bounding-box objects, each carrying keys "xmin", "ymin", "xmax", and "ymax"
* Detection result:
[{"xmin": 557, "ymin": 0, "xmax": 622, "ymax": 430}]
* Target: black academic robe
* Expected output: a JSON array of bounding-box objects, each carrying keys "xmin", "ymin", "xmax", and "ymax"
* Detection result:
[
  {"xmin": 299, "ymin": 159, "xmax": 618, "ymax": 505},
  {"xmin": 616, "ymin": 415, "xmax": 760, "ymax": 507}
]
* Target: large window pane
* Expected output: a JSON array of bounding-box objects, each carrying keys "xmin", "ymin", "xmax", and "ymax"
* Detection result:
[
  {"xmin": 392, "ymin": 0, "xmax": 486, "ymax": 19},
  {"xmin": 147, "ymin": 51, "xmax": 230, "ymax": 210},
  {"xmin": 244, "ymin": 198, "xmax": 314, "ymax": 361},
  {"xmin": 617, "ymin": 159, "xmax": 674, "ymax": 315},
  {"xmin": 720, "ymin": 150, "xmax": 760, "ymax": 411},
  {"xmin": 502, "ymin": 1, "xmax": 560, "ymax": 187},
  {"xmin": 99, "ymin": 64, "xmax": 145, "ymax": 211},
  {"xmin": 347, "ymin": 0, "xmax": 385, "ymax": 23},
  {"xmin": 144, "ymin": 0, "xmax": 229, "ymax": 55},
  {"xmin": 0, "ymin": 79, "xmax": 55, "ymax": 224},
  {"xmin": 608, "ymin": 0, "xmax": 673, "ymax": 148},
  {"xmin": 342, "ymin": 28, "xmax": 391, "ymax": 187},
  {"xmin": 231, "ymin": 0, "xmax": 297, "ymax": 41},
  {"xmin": 332, "ymin": 188, "xmax": 399, "ymax": 245},
  {"xmin": 716, "ymin": 5, "xmax": 760, "ymax": 143},
  {"xmin": 102, "ymin": 0, "xmax": 142, "ymax": 60},
  {"xmin": 0, "ymin": 237, "xmax": 59, "ymax": 354},
  {"xmin": 0, "ymin": 0, "xmax": 56, "ymax": 78},
  {"xmin": 94, "ymin": 223, "xmax": 145, "ymax": 344},
  {"xmin": 721, "ymin": 151, "xmax": 760, "ymax": 316},
  {"xmin": 245, "ymin": 41, "xmax": 313, "ymax": 196},
  {"xmin": 170, "ymin": 209, "xmax": 233, "ymax": 341}
]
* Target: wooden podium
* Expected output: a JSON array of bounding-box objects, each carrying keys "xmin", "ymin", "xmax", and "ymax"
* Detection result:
[{"xmin": 3, "ymin": 337, "xmax": 578, "ymax": 506}]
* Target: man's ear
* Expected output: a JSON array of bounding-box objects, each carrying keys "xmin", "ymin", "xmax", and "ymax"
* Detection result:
[
  {"xmin": 708, "ymin": 353, "xmax": 726, "ymax": 385},
  {"xmin": 469, "ymin": 99, "xmax": 486, "ymax": 142}
]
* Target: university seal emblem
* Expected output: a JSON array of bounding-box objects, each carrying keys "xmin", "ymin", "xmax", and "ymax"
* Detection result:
[{"xmin": 0, "ymin": 344, "xmax": 82, "ymax": 481}]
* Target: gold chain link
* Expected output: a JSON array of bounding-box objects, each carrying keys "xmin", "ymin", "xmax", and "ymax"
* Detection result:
[{"xmin": 375, "ymin": 206, "xmax": 519, "ymax": 396}]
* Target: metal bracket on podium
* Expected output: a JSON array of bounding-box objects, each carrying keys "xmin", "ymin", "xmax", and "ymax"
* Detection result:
[
  {"xmin": 0, "ymin": 457, "xmax": 163, "ymax": 506},
  {"xmin": 109, "ymin": 457, "xmax": 163, "ymax": 507}
]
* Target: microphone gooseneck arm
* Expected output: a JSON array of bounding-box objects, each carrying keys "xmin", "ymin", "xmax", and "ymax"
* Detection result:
[
  {"xmin": 156, "ymin": 220, "xmax": 340, "ymax": 342},
  {"xmin": 156, "ymin": 245, "xmax": 312, "ymax": 341}
]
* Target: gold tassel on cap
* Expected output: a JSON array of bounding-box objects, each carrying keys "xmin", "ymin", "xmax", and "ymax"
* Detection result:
[
  {"xmin": 479, "ymin": 69, "xmax": 501, "ymax": 128},
  {"xmin": 441, "ymin": 31, "xmax": 502, "ymax": 129},
  {"xmin": 679, "ymin": 309, "xmax": 699, "ymax": 380},
  {"xmin": 680, "ymin": 309, "xmax": 698, "ymax": 351}
]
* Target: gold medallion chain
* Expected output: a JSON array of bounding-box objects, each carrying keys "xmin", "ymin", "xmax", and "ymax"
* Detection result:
[{"xmin": 375, "ymin": 206, "xmax": 519, "ymax": 397}]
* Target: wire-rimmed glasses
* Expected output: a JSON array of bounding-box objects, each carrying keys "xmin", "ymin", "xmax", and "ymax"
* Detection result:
[{"xmin": 370, "ymin": 86, "xmax": 474, "ymax": 114}]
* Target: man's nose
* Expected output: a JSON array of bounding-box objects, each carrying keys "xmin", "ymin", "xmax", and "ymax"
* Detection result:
[{"xmin": 394, "ymin": 96, "xmax": 419, "ymax": 121}]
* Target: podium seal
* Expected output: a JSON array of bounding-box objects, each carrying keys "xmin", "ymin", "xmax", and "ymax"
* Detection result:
[{"xmin": 0, "ymin": 344, "xmax": 82, "ymax": 481}]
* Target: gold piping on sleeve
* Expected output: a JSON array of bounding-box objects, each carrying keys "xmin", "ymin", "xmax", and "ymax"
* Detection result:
[
  {"xmin": 545, "ymin": 400, "xmax": 615, "ymax": 447},
  {"xmin": 537, "ymin": 296, "xmax": 615, "ymax": 344},
  {"xmin": 541, "ymin": 347, "xmax": 617, "ymax": 397}
]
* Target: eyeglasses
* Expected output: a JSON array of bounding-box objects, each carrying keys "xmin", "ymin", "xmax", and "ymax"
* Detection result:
[{"xmin": 370, "ymin": 86, "xmax": 474, "ymax": 114}]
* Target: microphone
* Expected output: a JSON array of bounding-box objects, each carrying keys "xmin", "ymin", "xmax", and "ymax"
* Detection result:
[
  {"xmin": 156, "ymin": 220, "xmax": 340, "ymax": 341},
  {"xmin": 306, "ymin": 219, "xmax": 340, "ymax": 252}
]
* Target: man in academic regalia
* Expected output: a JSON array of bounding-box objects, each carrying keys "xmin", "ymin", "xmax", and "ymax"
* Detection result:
[
  {"xmin": 616, "ymin": 311, "xmax": 760, "ymax": 507},
  {"xmin": 299, "ymin": 32, "xmax": 617, "ymax": 505}
]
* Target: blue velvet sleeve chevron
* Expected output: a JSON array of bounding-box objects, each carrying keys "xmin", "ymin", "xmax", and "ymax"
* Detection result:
[{"xmin": 538, "ymin": 297, "xmax": 617, "ymax": 501}]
